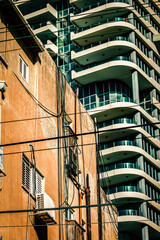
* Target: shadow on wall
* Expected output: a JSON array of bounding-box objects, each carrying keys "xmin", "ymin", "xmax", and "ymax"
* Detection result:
[{"xmin": 34, "ymin": 216, "xmax": 48, "ymax": 240}]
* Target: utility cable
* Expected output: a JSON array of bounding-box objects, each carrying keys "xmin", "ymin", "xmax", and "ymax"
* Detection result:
[
  {"xmin": 0, "ymin": 217, "xmax": 160, "ymax": 228},
  {"xmin": 13, "ymin": 72, "xmax": 58, "ymax": 117},
  {"xmin": 1, "ymin": 131, "xmax": 160, "ymax": 157},
  {"xmin": 0, "ymin": 0, "xmax": 159, "ymax": 24},
  {"xmin": 0, "ymin": 0, "xmax": 160, "ymax": 42},
  {"xmin": 0, "ymin": 14, "xmax": 158, "ymax": 44},
  {"xmin": 0, "ymin": 11, "xmax": 159, "ymax": 42},
  {"xmin": 0, "ymin": 121, "xmax": 160, "ymax": 148},
  {"xmin": 1, "ymin": 121, "xmax": 160, "ymax": 156},
  {"xmin": 0, "ymin": 99, "xmax": 160, "ymax": 125},
  {"xmin": 2, "ymin": 0, "xmax": 159, "ymax": 9},
  {"xmin": 0, "ymin": 198, "xmax": 160, "ymax": 214},
  {"xmin": 0, "ymin": 25, "xmax": 159, "ymax": 58}
]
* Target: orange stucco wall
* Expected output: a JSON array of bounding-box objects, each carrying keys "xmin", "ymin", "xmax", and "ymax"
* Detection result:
[{"xmin": 0, "ymin": 6, "xmax": 117, "ymax": 240}]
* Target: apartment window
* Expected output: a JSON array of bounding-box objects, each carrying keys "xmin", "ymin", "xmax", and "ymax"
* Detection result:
[
  {"xmin": 22, "ymin": 154, "xmax": 44, "ymax": 197},
  {"xmin": 65, "ymin": 126, "xmax": 78, "ymax": 177},
  {"xmin": 19, "ymin": 55, "xmax": 29, "ymax": 83}
]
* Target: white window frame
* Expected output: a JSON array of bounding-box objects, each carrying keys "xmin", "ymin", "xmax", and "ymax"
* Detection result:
[
  {"xmin": 19, "ymin": 55, "xmax": 29, "ymax": 83},
  {"xmin": 22, "ymin": 155, "xmax": 44, "ymax": 197}
]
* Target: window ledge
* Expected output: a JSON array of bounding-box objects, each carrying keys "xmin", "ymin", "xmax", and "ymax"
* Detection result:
[
  {"xmin": 21, "ymin": 185, "xmax": 36, "ymax": 201},
  {"xmin": 66, "ymin": 219, "xmax": 86, "ymax": 232}
]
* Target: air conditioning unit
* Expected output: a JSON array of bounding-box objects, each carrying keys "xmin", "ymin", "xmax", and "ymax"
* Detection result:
[{"xmin": 36, "ymin": 193, "xmax": 56, "ymax": 224}]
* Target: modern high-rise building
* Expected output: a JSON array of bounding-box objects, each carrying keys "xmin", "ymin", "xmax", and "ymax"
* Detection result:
[
  {"xmin": 0, "ymin": 1, "xmax": 118, "ymax": 240},
  {"xmin": 15, "ymin": 0, "xmax": 160, "ymax": 239}
]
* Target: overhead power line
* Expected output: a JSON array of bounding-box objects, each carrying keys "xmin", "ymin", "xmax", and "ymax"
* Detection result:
[
  {"xmin": 0, "ymin": 26, "xmax": 159, "ymax": 65},
  {"xmin": 0, "ymin": 198, "xmax": 159, "ymax": 214},
  {"xmin": 0, "ymin": 121, "xmax": 160, "ymax": 148},
  {"xmin": 13, "ymin": 72, "xmax": 58, "ymax": 118},
  {"xmin": 0, "ymin": 99, "xmax": 160, "ymax": 125},
  {"xmin": 2, "ymin": 131, "xmax": 160, "ymax": 157},
  {"xmin": 0, "ymin": 12, "xmax": 159, "ymax": 44},
  {"xmin": 1, "ymin": 0, "xmax": 159, "ymax": 19},
  {"xmin": 0, "ymin": 2, "xmax": 159, "ymax": 33},
  {"xmin": 0, "ymin": 217, "xmax": 160, "ymax": 229}
]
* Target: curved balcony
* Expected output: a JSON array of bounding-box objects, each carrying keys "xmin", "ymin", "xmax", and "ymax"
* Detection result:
[
  {"xmin": 71, "ymin": 1, "xmax": 131, "ymax": 29},
  {"xmin": 97, "ymin": 118, "xmax": 136, "ymax": 129},
  {"xmin": 71, "ymin": 55, "xmax": 135, "ymax": 84},
  {"xmin": 108, "ymin": 185, "xmax": 142, "ymax": 194},
  {"xmin": 74, "ymin": 17, "xmax": 129, "ymax": 32},
  {"xmin": 73, "ymin": 36, "xmax": 131, "ymax": 53},
  {"xmin": 100, "ymin": 162, "xmax": 140, "ymax": 173},
  {"xmin": 83, "ymin": 94, "xmax": 134, "ymax": 110},
  {"xmin": 99, "ymin": 140, "xmax": 137, "ymax": 151},
  {"xmin": 74, "ymin": 0, "xmax": 129, "ymax": 14},
  {"xmin": 118, "ymin": 209, "xmax": 143, "ymax": 216},
  {"xmin": 74, "ymin": 56, "xmax": 133, "ymax": 73},
  {"xmin": 118, "ymin": 216, "xmax": 160, "ymax": 238}
]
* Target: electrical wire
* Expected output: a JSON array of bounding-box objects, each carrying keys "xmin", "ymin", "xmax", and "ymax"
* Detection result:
[
  {"xmin": 13, "ymin": 72, "xmax": 58, "ymax": 117},
  {"xmin": 0, "ymin": 198, "xmax": 159, "ymax": 214},
  {"xmin": 0, "ymin": 1, "xmax": 159, "ymax": 44},
  {"xmin": 0, "ymin": 217, "xmax": 159, "ymax": 228},
  {"xmin": 0, "ymin": 13, "xmax": 158, "ymax": 45},
  {"xmin": 0, "ymin": 121, "xmax": 160, "ymax": 148},
  {"xmin": 0, "ymin": 25, "xmax": 159, "ymax": 61},
  {"xmin": 1, "ymin": 131, "xmax": 160, "ymax": 157},
  {"xmin": 3, "ymin": 0, "xmax": 159, "ymax": 9},
  {"xmin": 0, "ymin": 9, "xmax": 158, "ymax": 36},
  {"xmin": 0, "ymin": 99, "xmax": 160, "ymax": 125},
  {"xmin": 0, "ymin": 0, "xmax": 158, "ymax": 27}
]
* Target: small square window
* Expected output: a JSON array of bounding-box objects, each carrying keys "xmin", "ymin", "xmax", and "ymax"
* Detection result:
[{"xmin": 19, "ymin": 55, "xmax": 29, "ymax": 83}]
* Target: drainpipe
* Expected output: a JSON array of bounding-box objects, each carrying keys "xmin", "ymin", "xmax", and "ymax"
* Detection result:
[
  {"xmin": 85, "ymin": 174, "xmax": 91, "ymax": 240},
  {"xmin": 94, "ymin": 118, "xmax": 102, "ymax": 240},
  {"xmin": 0, "ymin": 81, "xmax": 7, "ymax": 176}
]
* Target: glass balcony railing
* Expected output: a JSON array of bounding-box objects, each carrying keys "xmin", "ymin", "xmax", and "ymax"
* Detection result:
[
  {"xmin": 60, "ymin": 36, "xmax": 132, "ymax": 55},
  {"xmin": 83, "ymin": 94, "xmax": 134, "ymax": 110},
  {"xmin": 74, "ymin": 56, "xmax": 133, "ymax": 73},
  {"xmin": 73, "ymin": 36, "xmax": 132, "ymax": 53},
  {"xmin": 108, "ymin": 185, "xmax": 142, "ymax": 194},
  {"xmin": 74, "ymin": 0, "xmax": 129, "ymax": 14},
  {"xmin": 99, "ymin": 140, "xmax": 138, "ymax": 150},
  {"xmin": 100, "ymin": 162, "xmax": 140, "ymax": 173},
  {"xmin": 118, "ymin": 209, "xmax": 143, "ymax": 216},
  {"xmin": 140, "ymin": 101, "xmax": 155, "ymax": 117},
  {"xmin": 74, "ymin": 17, "xmax": 130, "ymax": 33},
  {"xmin": 97, "ymin": 118, "xmax": 135, "ymax": 129}
]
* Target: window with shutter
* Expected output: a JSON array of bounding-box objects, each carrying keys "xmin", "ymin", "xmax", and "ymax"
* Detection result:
[{"xmin": 22, "ymin": 155, "xmax": 44, "ymax": 197}]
